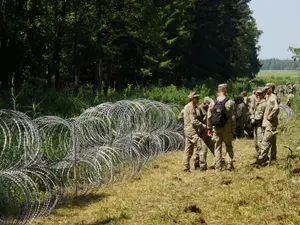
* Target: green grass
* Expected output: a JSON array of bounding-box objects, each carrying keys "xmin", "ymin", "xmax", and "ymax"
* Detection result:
[
  {"xmin": 258, "ymin": 70, "xmax": 300, "ymax": 78},
  {"xmin": 32, "ymin": 119, "xmax": 300, "ymax": 225}
]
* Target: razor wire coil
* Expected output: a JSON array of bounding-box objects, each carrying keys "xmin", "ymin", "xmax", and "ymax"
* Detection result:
[{"xmin": 0, "ymin": 100, "xmax": 184, "ymax": 225}]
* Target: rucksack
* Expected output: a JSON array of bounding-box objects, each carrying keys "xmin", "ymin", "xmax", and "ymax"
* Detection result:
[{"xmin": 211, "ymin": 97, "xmax": 229, "ymax": 127}]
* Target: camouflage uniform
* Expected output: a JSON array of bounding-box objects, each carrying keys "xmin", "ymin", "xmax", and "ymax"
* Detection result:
[
  {"xmin": 207, "ymin": 86, "xmax": 235, "ymax": 170},
  {"xmin": 258, "ymin": 84, "xmax": 280, "ymax": 163},
  {"xmin": 251, "ymin": 91, "xmax": 266, "ymax": 157},
  {"xmin": 182, "ymin": 94, "xmax": 207, "ymax": 170},
  {"xmin": 196, "ymin": 102, "xmax": 212, "ymax": 169},
  {"xmin": 235, "ymin": 96, "xmax": 247, "ymax": 138},
  {"xmin": 248, "ymin": 93, "xmax": 257, "ymax": 117}
]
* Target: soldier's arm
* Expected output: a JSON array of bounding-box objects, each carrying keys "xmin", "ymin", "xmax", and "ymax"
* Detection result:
[
  {"xmin": 191, "ymin": 108, "xmax": 206, "ymax": 130},
  {"xmin": 268, "ymin": 95, "xmax": 280, "ymax": 120}
]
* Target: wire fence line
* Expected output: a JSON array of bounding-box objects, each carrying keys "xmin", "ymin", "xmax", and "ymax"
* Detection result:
[
  {"xmin": 0, "ymin": 100, "xmax": 294, "ymax": 224},
  {"xmin": 0, "ymin": 99, "xmax": 184, "ymax": 225}
]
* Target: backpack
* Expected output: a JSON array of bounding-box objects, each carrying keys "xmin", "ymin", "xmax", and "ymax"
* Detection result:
[{"xmin": 211, "ymin": 97, "xmax": 229, "ymax": 127}]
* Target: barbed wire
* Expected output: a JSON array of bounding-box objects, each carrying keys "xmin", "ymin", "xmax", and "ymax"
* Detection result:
[
  {"xmin": 0, "ymin": 100, "xmax": 184, "ymax": 225},
  {"xmin": 0, "ymin": 99, "xmax": 294, "ymax": 224}
]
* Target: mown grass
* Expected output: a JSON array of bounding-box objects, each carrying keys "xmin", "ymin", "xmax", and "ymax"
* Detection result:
[
  {"xmin": 258, "ymin": 70, "xmax": 300, "ymax": 78},
  {"xmin": 33, "ymin": 118, "xmax": 300, "ymax": 225},
  {"xmin": 257, "ymin": 70, "xmax": 300, "ymax": 85}
]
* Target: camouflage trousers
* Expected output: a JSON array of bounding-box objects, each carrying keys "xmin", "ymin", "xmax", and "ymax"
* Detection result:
[
  {"xmin": 253, "ymin": 125, "xmax": 263, "ymax": 157},
  {"xmin": 212, "ymin": 126, "xmax": 234, "ymax": 170},
  {"xmin": 183, "ymin": 135, "xmax": 209, "ymax": 170},
  {"xmin": 258, "ymin": 127, "xmax": 277, "ymax": 161}
]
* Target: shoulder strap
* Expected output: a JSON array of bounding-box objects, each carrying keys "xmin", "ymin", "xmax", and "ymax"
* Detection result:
[{"xmin": 222, "ymin": 97, "xmax": 229, "ymax": 104}]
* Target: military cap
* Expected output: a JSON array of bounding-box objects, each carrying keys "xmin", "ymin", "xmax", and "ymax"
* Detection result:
[
  {"xmin": 218, "ymin": 83, "xmax": 227, "ymax": 89},
  {"xmin": 188, "ymin": 91, "xmax": 200, "ymax": 99},
  {"xmin": 256, "ymin": 89, "xmax": 263, "ymax": 94},
  {"xmin": 204, "ymin": 96, "xmax": 212, "ymax": 104},
  {"xmin": 264, "ymin": 83, "xmax": 275, "ymax": 90}
]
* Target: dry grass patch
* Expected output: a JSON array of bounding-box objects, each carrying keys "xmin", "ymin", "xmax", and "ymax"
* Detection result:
[{"xmin": 33, "ymin": 122, "xmax": 300, "ymax": 225}]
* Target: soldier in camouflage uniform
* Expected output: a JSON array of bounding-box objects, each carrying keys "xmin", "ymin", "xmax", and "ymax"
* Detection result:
[
  {"xmin": 196, "ymin": 97, "xmax": 213, "ymax": 170},
  {"xmin": 235, "ymin": 96, "xmax": 248, "ymax": 138},
  {"xmin": 245, "ymin": 91, "xmax": 257, "ymax": 138},
  {"xmin": 250, "ymin": 89, "xmax": 267, "ymax": 158},
  {"xmin": 257, "ymin": 83, "xmax": 280, "ymax": 166},
  {"xmin": 182, "ymin": 92, "xmax": 207, "ymax": 171},
  {"xmin": 207, "ymin": 84, "xmax": 236, "ymax": 171},
  {"xmin": 179, "ymin": 96, "xmax": 214, "ymax": 171}
]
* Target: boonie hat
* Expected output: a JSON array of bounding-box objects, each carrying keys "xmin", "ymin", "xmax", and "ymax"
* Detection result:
[{"xmin": 188, "ymin": 91, "xmax": 200, "ymax": 99}]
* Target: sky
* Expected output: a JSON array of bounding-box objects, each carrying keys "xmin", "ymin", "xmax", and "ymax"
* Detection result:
[{"xmin": 249, "ymin": 0, "xmax": 300, "ymax": 59}]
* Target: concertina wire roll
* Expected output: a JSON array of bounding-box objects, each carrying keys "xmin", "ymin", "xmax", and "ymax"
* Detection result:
[
  {"xmin": 0, "ymin": 99, "xmax": 184, "ymax": 225},
  {"xmin": 0, "ymin": 100, "xmax": 293, "ymax": 224}
]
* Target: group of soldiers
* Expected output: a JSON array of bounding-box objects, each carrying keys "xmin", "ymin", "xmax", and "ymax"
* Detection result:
[
  {"xmin": 275, "ymin": 83, "xmax": 300, "ymax": 98},
  {"xmin": 179, "ymin": 83, "xmax": 280, "ymax": 172}
]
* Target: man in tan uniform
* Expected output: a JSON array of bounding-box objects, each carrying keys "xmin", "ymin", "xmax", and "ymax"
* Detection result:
[
  {"xmin": 235, "ymin": 96, "xmax": 247, "ymax": 138},
  {"xmin": 182, "ymin": 92, "xmax": 206, "ymax": 172},
  {"xmin": 207, "ymin": 84, "xmax": 236, "ymax": 171},
  {"xmin": 196, "ymin": 96, "xmax": 213, "ymax": 170},
  {"xmin": 180, "ymin": 96, "xmax": 214, "ymax": 171},
  {"xmin": 250, "ymin": 89, "xmax": 266, "ymax": 158},
  {"xmin": 257, "ymin": 83, "xmax": 279, "ymax": 165},
  {"xmin": 248, "ymin": 91, "xmax": 257, "ymax": 115}
]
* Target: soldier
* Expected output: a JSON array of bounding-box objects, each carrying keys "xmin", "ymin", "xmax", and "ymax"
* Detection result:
[
  {"xmin": 257, "ymin": 83, "xmax": 280, "ymax": 166},
  {"xmin": 196, "ymin": 96, "xmax": 213, "ymax": 170},
  {"xmin": 248, "ymin": 91, "xmax": 257, "ymax": 114},
  {"xmin": 182, "ymin": 92, "xmax": 207, "ymax": 172},
  {"xmin": 207, "ymin": 84, "xmax": 236, "ymax": 171},
  {"xmin": 250, "ymin": 89, "xmax": 267, "ymax": 158},
  {"xmin": 246, "ymin": 91, "xmax": 257, "ymax": 138},
  {"xmin": 235, "ymin": 96, "xmax": 247, "ymax": 138}
]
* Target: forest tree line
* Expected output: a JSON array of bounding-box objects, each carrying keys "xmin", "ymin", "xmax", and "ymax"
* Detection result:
[
  {"xmin": 0, "ymin": 0, "xmax": 261, "ymax": 94},
  {"xmin": 260, "ymin": 58, "xmax": 300, "ymax": 71}
]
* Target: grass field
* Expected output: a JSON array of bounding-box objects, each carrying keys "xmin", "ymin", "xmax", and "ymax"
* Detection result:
[
  {"xmin": 32, "ymin": 120, "xmax": 300, "ymax": 225},
  {"xmin": 258, "ymin": 70, "xmax": 300, "ymax": 78}
]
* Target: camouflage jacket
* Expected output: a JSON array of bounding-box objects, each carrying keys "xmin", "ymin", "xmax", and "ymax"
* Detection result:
[
  {"xmin": 249, "ymin": 94, "xmax": 257, "ymax": 115},
  {"xmin": 183, "ymin": 102, "xmax": 206, "ymax": 138},
  {"xmin": 251, "ymin": 98, "xmax": 267, "ymax": 126},
  {"xmin": 262, "ymin": 93, "xmax": 279, "ymax": 128}
]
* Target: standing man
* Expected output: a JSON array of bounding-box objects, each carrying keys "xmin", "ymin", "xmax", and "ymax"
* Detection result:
[
  {"xmin": 257, "ymin": 83, "xmax": 279, "ymax": 166},
  {"xmin": 196, "ymin": 96, "xmax": 213, "ymax": 170},
  {"xmin": 207, "ymin": 84, "xmax": 236, "ymax": 171},
  {"xmin": 251, "ymin": 89, "xmax": 266, "ymax": 158},
  {"xmin": 235, "ymin": 96, "xmax": 247, "ymax": 138},
  {"xmin": 182, "ymin": 92, "xmax": 206, "ymax": 172}
]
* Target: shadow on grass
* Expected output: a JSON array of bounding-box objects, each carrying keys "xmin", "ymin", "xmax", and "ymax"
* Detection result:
[
  {"xmin": 83, "ymin": 212, "xmax": 130, "ymax": 225},
  {"xmin": 60, "ymin": 193, "xmax": 110, "ymax": 208}
]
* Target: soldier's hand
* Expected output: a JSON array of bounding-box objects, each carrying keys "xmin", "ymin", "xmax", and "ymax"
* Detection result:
[{"xmin": 267, "ymin": 115, "xmax": 271, "ymax": 121}]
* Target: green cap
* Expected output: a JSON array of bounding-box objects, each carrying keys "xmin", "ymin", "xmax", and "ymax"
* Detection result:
[{"xmin": 204, "ymin": 96, "xmax": 212, "ymax": 104}]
